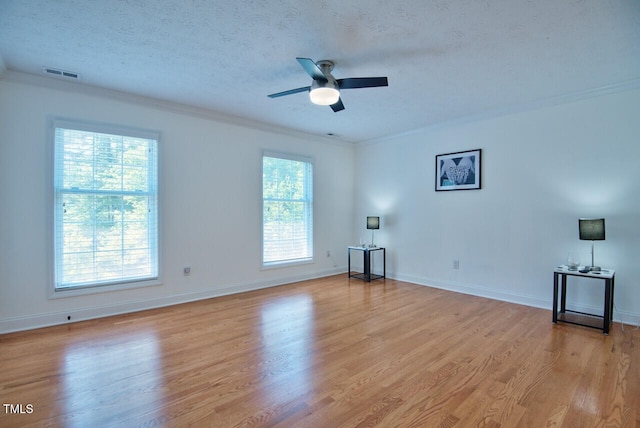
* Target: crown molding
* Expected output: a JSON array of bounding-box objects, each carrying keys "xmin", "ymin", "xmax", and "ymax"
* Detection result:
[
  {"xmin": 0, "ymin": 70, "xmax": 353, "ymax": 147},
  {"xmin": 4, "ymin": 69, "xmax": 638, "ymax": 147},
  {"xmin": 361, "ymin": 78, "xmax": 640, "ymax": 146}
]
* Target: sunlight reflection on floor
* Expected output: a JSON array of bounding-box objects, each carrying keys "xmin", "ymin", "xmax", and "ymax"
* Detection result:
[
  {"xmin": 62, "ymin": 330, "xmax": 163, "ymax": 427},
  {"xmin": 260, "ymin": 294, "xmax": 315, "ymax": 402}
]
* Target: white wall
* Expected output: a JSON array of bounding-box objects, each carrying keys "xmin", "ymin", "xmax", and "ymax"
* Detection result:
[
  {"xmin": 355, "ymin": 88, "xmax": 640, "ymax": 325},
  {"xmin": 3, "ymin": 74, "xmax": 638, "ymax": 333},
  {"xmin": 0, "ymin": 75, "xmax": 355, "ymax": 333}
]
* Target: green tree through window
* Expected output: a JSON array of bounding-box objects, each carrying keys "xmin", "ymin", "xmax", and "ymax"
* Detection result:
[
  {"xmin": 53, "ymin": 122, "xmax": 159, "ymax": 289},
  {"xmin": 263, "ymin": 154, "xmax": 313, "ymax": 265}
]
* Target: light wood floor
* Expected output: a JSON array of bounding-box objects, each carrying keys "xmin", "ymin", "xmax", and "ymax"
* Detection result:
[{"xmin": 1, "ymin": 275, "xmax": 638, "ymax": 427}]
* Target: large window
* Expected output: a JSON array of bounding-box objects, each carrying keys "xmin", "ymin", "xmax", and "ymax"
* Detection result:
[
  {"xmin": 53, "ymin": 120, "xmax": 159, "ymax": 291},
  {"xmin": 262, "ymin": 153, "xmax": 313, "ymax": 266}
]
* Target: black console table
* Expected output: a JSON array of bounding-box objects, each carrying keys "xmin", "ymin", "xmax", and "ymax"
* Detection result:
[
  {"xmin": 348, "ymin": 246, "xmax": 385, "ymax": 282},
  {"xmin": 552, "ymin": 265, "xmax": 615, "ymax": 334}
]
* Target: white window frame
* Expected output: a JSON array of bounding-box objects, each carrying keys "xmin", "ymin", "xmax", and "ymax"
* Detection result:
[
  {"xmin": 50, "ymin": 119, "xmax": 161, "ymax": 297},
  {"xmin": 262, "ymin": 151, "xmax": 314, "ymax": 268}
]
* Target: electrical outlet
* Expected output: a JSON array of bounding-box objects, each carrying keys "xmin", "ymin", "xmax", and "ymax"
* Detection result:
[
  {"xmin": 183, "ymin": 266, "xmax": 191, "ymax": 275},
  {"xmin": 453, "ymin": 259, "xmax": 460, "ymax": 270}
]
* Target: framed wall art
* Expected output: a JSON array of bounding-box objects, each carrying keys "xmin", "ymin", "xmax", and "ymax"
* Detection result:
[{"xmin": 435, "ymin": 149, "xmax": 481, "ymax": 191}]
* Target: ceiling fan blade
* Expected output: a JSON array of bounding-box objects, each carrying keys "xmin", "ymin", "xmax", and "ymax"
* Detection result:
[
  {"xmin": 296, "ymin": 57, "xmax": 327, "ymax": 81},
  {"xmin": 268, "ymin": 86, "xmax": 311, "ymax": 98},
  {"xmin": 337, "ymin": 77, "xmax": 388, "ymax": 89},
  {"xmin": 330, "ymin": 98, "xmax": 345, "ymax": 112}
]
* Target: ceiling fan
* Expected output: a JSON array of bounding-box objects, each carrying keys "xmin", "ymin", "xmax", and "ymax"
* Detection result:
[{"xmin": 268, "ymin": 57, "xmax": 388, "ymax": 112}]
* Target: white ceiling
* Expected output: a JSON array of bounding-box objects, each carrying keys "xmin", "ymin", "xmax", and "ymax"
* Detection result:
[{"xmin": 1, "ymin": 0, "xmax": 639, "ymax": 142}]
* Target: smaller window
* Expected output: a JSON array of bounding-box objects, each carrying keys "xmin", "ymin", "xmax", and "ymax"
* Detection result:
[
  {"xmin": 52, "ymin": 120, "xmax": 159, "ymax": 291},
  {"xmin": 262, "ymin": 152, "xmax": 314, "ymax": 266}
]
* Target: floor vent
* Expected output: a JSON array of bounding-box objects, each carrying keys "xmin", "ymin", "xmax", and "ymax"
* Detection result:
[{"xmin": 43, "ymin": 67, "xmax": 80, "ymax": 80}]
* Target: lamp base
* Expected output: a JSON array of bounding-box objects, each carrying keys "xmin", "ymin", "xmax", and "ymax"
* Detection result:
[{"xmin": 587, "ymin": 266, "xmax": 601, "ymax": 272}]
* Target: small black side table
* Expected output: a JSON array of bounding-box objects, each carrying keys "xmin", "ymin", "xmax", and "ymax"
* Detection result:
[
  {"xmin": 552, "ymin": 265, "xmax": 615, "ymax": 334},
  {"xmin": 348, "ymin": 246, "xmax": 385, "ymax": 282}
]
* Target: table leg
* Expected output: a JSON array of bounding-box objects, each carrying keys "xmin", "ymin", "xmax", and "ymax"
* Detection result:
[
  {"xmin": 553, "ymin": 273, "xmax": 558, "ymax": 324},
  {"xmin": 348, "ymin": 248, "xmax": 351, "ymax": 278},
  {"xmin": 364, "ymin": 250, "xmax": 371, "ymax": 282},
  {"xmin": 603, "ymin": 278, "xmax": 612, "ymax": 335},
  {"xmin": 610, "ymin": 276, "xmax": 615, "ymax": 322},
  {"xmin": 383, "ymin": 248, "xmax": 386, "ymax": 279},
  {"xmin": 560, "ymin": 274, "xmax": 567, "ymax": 313}
]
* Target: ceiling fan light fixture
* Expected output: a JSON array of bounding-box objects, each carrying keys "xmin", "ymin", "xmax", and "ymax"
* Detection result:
[
  {"xmin": 268, "ymin": 57, "xmax": 387, "ymax": 112},
  {"xmin": 309, "ymin": 80, "xmax": 340, "ymax": 105}
]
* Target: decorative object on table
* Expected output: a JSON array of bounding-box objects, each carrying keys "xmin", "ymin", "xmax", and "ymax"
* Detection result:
[
  {"xmin": 435, "ymin": 149, "xmax": 481, "ymax": 191},
  {"xmin": 579, "ymin": 218, "xmax": 605, "ymax": 272},
  {"xmin": 367, "ymin": 216, "xmax": 380, "ymax": 248},
  {"xmin": 566, "ymin": 252, "xmax": 580, "ymax": 271}
]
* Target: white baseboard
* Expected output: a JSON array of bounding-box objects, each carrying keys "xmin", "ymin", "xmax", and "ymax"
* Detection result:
[
  {"xmin": 3, "ymin": 268, "xmax": 637, "ymax": 333},
  {"xmin": 392, "ymin": 273, "xmax": 640, "ymax": 327},
  {"xmin": 0, "ymin": 267, "xmax": 345, "ymax": 334}
]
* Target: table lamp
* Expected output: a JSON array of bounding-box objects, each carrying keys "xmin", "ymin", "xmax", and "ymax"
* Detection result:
[
  {"xmin": 579, "ymin": 218, "xmax": 605, "ymax": 272},
  {"xmin": 367, "ymin": 216, "xmax": 380, "ymax": 248}
]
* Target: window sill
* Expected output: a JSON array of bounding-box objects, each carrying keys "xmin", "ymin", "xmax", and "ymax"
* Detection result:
[
  {"xmin": 262, "ymin": 258, "xmax": 314, "ymax": 270},
  {"xmin": 49, "ymin": 278, "xmax": 162, "ymax": 299}
]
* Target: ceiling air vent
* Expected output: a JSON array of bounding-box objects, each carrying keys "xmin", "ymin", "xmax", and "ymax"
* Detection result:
[{"xmin": 43, "ymin": 67, "xmax": 80, "ymax": 80}]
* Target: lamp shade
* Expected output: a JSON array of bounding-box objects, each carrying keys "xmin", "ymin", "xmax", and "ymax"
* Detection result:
[
  {"xmin": 579, "ymin": 218, "xmax": 605, "ymax": 241},
  {"xmin": 367, "ymin": 216, "xmax": 380, "ymax": 230}
]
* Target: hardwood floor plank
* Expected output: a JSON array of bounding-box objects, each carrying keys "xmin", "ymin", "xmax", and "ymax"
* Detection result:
[{"xmin": 1, "ymin": 275, "xmax": 639, "ymax": 427}]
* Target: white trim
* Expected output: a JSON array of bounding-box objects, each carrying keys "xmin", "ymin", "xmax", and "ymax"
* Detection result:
[
  {"xmin": 390, "ymin": 272, "xmax": 640, "ymax": 326},
  {"xmin": 262, "ymin": 150, "xmax": 314, "ymax": 165},
  {"xmin": 1, "ymin": 70, "xmax": 354, "ymax": 145},
  {"xmin": 395, "ymin": 272, "xmax": 549, "ymax": 309},
  {"xmin": 49, "ymin": 118, "xmax": 162, "ymax": 296},
  {"xmin": 359, "ymin": 78, "xmax": 640, "ymax": 147},
  {"xmin": 4, "ymin": 269, "xmax": 637, "ymax": 334},
  {"xmin": 261, "ymin": 258, "xmax": 315, "ymax": 270},
  {"xmin": 49, "ymin": 278, "xmax": 163, "ymax": 299},
  {"xmin": 0, "ymin": 268, "xmax": 345, "ymax": 334},
  {"xmin": 52, "ymin": 118, "xmax": 160, "ymax": 141},
  {"xmin": 261, "ymin": 151, "xmax": 315, "ymax": 268},
  {"xmin": 3, "ymin": 70, "xmax": 639, "ymax": 146}
]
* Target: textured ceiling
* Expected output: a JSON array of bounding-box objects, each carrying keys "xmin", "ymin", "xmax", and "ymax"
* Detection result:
[{"xmin": 1, "ymin": 0, "xmax": 639, "ymax": 142}]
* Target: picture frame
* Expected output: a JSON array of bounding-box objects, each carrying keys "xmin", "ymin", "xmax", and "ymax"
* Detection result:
[{"xmin": 435, "ymin": 149, "xmax": 481, "ymax": 191}]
